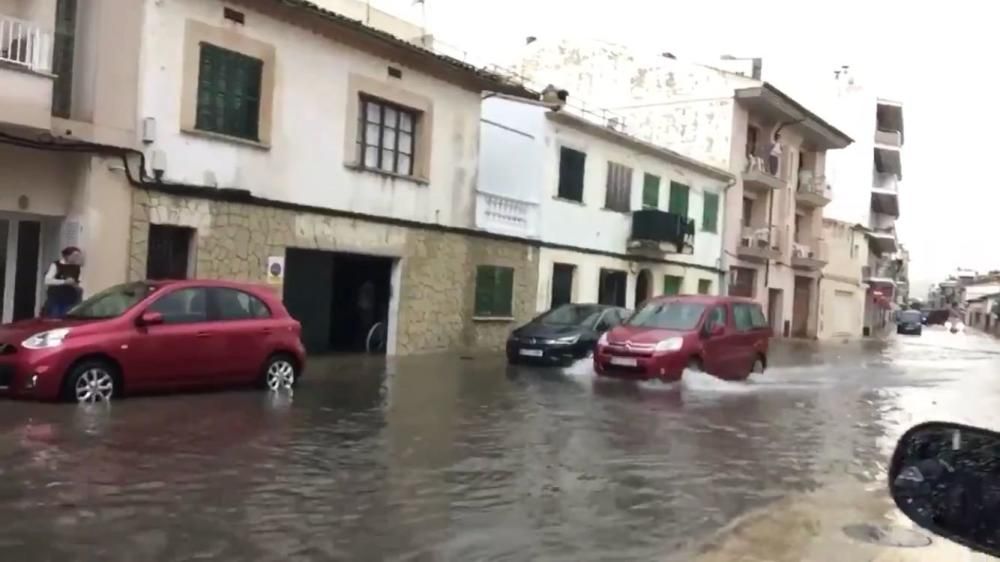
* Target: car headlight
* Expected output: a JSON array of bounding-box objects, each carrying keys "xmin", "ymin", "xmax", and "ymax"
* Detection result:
[
  {"xmin": 653, "ymin": 337, "xmax": 683, "ymax": 353},
  {"xmin": 597, "ymin": 332, "xmax": 608, "ymax": 346},
  {"xmin": 22, "ymin": 328, "xmax": 71, "ymax": 350},
  {"xmin": 551, "ymin": 335, "xmax": 580, "ymax": 344}
]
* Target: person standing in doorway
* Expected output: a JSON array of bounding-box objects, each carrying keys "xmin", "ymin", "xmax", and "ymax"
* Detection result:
[{"xmin": 43, "ymin": 247, "xmax": 83, "ymax": 318}]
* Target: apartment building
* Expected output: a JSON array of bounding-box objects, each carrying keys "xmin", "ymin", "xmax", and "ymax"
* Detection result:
[
  {"xmin": 477, "ymin": 95, "xmax": 732, "ymax": 313},
  {"xmin": 520, "ymin": 42, "xmax": 851, "ymax": 337},
  {"xmin": 1, "ymin": 0, "xmax": 542, "ymax": 355},
  {"xmin": 0, "ymin": 0, "xmax": 141, "ymax": 323}
]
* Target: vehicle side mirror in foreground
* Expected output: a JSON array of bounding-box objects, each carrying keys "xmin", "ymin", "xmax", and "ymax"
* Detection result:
[
  {"xmin": 137, "ymin": 311, "xmax": 164, "ymax": 327},
  {"xmin": 889, "ymin": 421, "xmax": 1000, "ymax": 557}
]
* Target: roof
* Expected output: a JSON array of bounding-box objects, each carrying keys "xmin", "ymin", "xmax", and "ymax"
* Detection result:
[
  {"xmin": 734, "ymin": 82, "xmax": 853, "ymax": 150},
  {"xmin": 545, "ymin": 110, "xmax": 734, "ymax": 182},
  {"xmin": 245, "ymin": 0, "xmax": 535, "ymax": 97}
]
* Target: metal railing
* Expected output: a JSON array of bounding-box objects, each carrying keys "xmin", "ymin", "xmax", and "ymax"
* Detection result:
[{"xmin": 0, "ymin": 15, "xmax": 54, "ymax": 72}]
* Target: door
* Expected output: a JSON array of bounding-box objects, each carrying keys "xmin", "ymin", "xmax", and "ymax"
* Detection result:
[
  {"xmin": 127, "ymin": 287, "xmax": 217, "ymax": 388},
  {"xmin": 209, "ymin": 287, "xmax": 273, "ymax": 381},
  {"xmin": 792, "ymin": 276, "xmax": 811, "ymax": 337},
  {"xmin": 701, "ymin": 304, "xmax": 740, "ymax": 376}
]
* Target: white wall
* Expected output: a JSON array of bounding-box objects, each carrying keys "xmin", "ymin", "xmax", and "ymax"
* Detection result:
[{"xmin": 139, "ymin": 0, "xmax": 483, "ymax": 229}]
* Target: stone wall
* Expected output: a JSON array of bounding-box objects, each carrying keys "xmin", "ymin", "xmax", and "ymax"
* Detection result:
[{"xmin": 130, "ymin": 189, "xmax": 538, "ymax": 355}]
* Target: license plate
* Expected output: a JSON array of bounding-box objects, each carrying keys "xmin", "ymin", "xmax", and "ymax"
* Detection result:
[
  {"xmin": 519, "ymin": 349, "xmax": 544, "ymax": 357},
  {"xmin": 610, "ymin": 356, "xmax": 638, "ymax": 367}
]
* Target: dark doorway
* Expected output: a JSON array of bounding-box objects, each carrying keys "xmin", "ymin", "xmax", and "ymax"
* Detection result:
[
  {"xmin": 147, "ymin": 224, "xmax": 194, "ymax": 280},
  {"xmin": 598, "ymin": 268, "xmax": 627, "ymax": 307},
  {"xmin": 13, "ymin": 221, "xmax": 40, "ymax": 321},
  {"xmin": 284, "ymin": 249, "xmax": 393, "ymax": 354},
  {"xmin": 635, "ymin": 269, "xmax": 652, "ymax": 307},
  {"xmin": 550, "ymin": 263, "xmax": 575, "ymax": 309}
]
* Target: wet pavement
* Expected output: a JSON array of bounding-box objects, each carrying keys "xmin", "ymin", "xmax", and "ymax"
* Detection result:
[{"xmin": 1, "ymin": 327, "xmax": 999, "ymax": 560}]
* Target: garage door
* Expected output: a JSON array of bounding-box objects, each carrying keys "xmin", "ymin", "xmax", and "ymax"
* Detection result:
[{"xmin": 832, "ymin": 290, "xmax": 856, "ymax": 336}]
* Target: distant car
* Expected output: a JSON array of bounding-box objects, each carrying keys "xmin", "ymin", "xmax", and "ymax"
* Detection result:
[
  {"xmin": 0, "ymin": 280, "xmax": 306, "ymax": 403},
  {"xmin": 594, "ymin": 295, "xmax": 770, "ymax": 382},
  {"xmin": 896, "ymin": 310, "xmax": 923, "ymax": 335},
  {"xmin": 506, "ymin": 303, "xmax": 629, "ymax": 365}
]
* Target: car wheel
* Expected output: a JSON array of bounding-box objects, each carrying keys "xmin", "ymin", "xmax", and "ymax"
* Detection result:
[
  {"xmin": 262, "ymin": 354, "xmax": 298, "ymax": 391},
  {"xmin": 64, "ymin": 360, "xmax": 118, "ymax": 403}
]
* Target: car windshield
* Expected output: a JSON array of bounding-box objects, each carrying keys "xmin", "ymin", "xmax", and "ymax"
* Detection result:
[
  {"xmin": 537, "ymin": 304, "xmax": 604, "ymax": 326},
  {"xmin": 899, "ymin": 311, "xmax": 922, "ymax": 322},
  {"xmin": 626, "ymin": 300, "xmax": 707, "ymax": 330},
  {"xmin": 66, "ymin": 282, "xmax": 157, "ymax": 319}
]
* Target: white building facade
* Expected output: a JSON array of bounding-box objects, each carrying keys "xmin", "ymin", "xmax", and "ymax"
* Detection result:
[
  {"xmin": 478, "ymin": 96, "xmax": 732, "ymax": 312},
  {"xmin": 519, "ymin": 42, "xmax": 851, "ymax": 337}
]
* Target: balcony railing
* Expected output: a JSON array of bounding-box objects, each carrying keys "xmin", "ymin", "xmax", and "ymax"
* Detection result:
[
  {"xmin": 0, "ymin": 15, "xmax": 54, "ymax": 73},
  {"xmin": 737, "ymin": 224, "xmax": 781, "ymax": 261},
  {"xmin": 628, "ymin": 209, "xmax": 694, "ymax": 253},
  {"xmin": 475, "ymin": 191, "xmax": 539, "ymax": 238}
]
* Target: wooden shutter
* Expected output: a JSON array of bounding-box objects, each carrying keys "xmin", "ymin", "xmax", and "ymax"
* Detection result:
[
  {"xmin": 642, "ymin": 173, "xmax": 660, "ymax": 208},
  {"xmin": 702, "ymin": 192, "xmax": 719, "ymax": 232},
  {"xmin": 664, "ymin": 275, "xmax": 683, "ymax": 295},
  {"xmin": 668, "ymin": 182, "xmax": 690, "ymax": 217}
]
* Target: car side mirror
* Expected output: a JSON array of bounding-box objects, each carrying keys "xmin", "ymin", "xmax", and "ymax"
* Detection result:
[
  {"xmin": 889, "ymin": 421, "xmax": 1000, "ymax": 558},
  {"xmin": 137, "ymin": 311, "xmax": 164, "ymax": 327}
]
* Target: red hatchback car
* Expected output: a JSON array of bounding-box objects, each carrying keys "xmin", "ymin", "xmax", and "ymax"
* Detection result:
[
  {"xmin": 594, "ymin": 295, "xmax": 771, "ymax": 382},
  {"xmin": 0, "ymin": 280, "xmax": 305, "ymax": 402}
]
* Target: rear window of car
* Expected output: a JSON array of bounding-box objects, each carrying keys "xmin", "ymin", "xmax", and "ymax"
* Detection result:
[{"xmin": 627, "ymin": 301, "xmax": 706, "ymax": 330}]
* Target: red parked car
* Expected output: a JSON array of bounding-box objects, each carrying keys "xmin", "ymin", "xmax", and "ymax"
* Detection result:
[
  {"xmin": 0, "ymin": 280, "xmax": 305, "ymax": 402},
  {"xmin": 594, "ymin": 295, "xmax": 770, "ymax": 382}
]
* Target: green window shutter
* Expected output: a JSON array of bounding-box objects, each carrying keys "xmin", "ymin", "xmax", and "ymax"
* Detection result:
[
  {"xmin": 702, "ymin": 192, "xmax": 719, "ymax": 233},
  {"xmin": 664, "ymin": 275, "xmax": 683, "ymax": 295},
  {"xmin": 698, "ymin": 279, "xmax": 712, "ymax": 295},
  {"xmin": 642, "ymin": 173, "xmax": 660, "ymax": 208},
  {"xmin": 668, "ymin": 182, "xmax": 690, "ymax": 217}
]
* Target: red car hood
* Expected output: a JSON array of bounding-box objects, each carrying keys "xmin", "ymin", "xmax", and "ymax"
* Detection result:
[
  {"xmin": 607, "ymin": 326, "xmax": 691, "ymax": 344},
  {"xmin": 0, "ymin": 317, "xmax": 107, "ymax": 343}
]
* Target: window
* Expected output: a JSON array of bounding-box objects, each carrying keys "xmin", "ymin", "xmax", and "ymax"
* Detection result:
[
  {"xmin": 627, "ymin": 301, "xmax": 706, "ymax": 330},
  {"xmin": 729, "ymin": 267, "xmax": 756, "ymax": 298},
  {"xmin": 147, "ymin": 225, "xmax": 194, "ymax": 281},
  {"xmin": 642, "ymin": 173, "xmax": 660, "ymax": 208},
  {"xmin": 733, "ymin": 303, "xmax": 756, "ymax": 332},
  {"xmin": 474, "ymin": 266, "xmax": 514, "ymax": 318},
  {"xmin": 706, "ymin": 306, "xmax": 727, "ymax": 330},
  {"xmin": 605, "ymin": 162, "xmax": 633, "ymax": 212},
  {"xmin": 147, "ymin": 288, "xmax": 209, "ymax": 325},
  {"xmin": 358, "ymin": 97, "xmax": 417, "ymax": 176},
  {"xmin": 663, "ymin": 275, "xmax": 683, "ymax": 296},
  {"xmin": 698, "ymin": 279, "xmax": 713, "ymax": 295},
  {"xmin": 702, "ymin": 192, "xmax": 719, "ymax": 233},
  {"xmin": 211, "ymin": 288, "xmax": 271, "ymax": 321},
  {"xmin": 557, "ymin": 147, "xmax": 586, "ymax": 202},
  {"xmin": 668, "ymin": 181, "xmax": 690, "ymax": 217},
  {"xmin": 550, "ymin": 263, "xmax": 575, "ymax": 308},
  {"xmin": 195, "ymin": 43, "xmax": 263, "ymax": 141}
]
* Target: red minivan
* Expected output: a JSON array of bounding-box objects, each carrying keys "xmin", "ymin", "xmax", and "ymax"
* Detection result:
[
  {"xmin": 0, "ymin": 280, "xmax": 306, "ymax": 403},
  {"xmin": 594, "ymin": 295, "xmax": 771, "ymax": 382}
]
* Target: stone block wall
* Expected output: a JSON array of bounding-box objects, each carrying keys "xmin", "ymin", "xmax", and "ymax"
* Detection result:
[{"xmin": 130, "ymin": 189, "xmax": 538, "ymax": 354}]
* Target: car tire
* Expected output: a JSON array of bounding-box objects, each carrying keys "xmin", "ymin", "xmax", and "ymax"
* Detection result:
[
  {"xmin": 261, "ymin": 354, "xmax": 298, "ymax": 391},
  {"xmin": 62, "ymin": 359, "xmax": 118, "ymax": 403}
]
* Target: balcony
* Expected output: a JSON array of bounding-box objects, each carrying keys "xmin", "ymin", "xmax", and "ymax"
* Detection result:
[
  {"xmin": 796, "ymin": 174, "xmax": 831, "ymax": 208},
  {"xmin": 791, "ymin": 240, "xmax": 827, "ymax": 271},
  {"xmin": 737, "ymin": 224, "xmax": 780, "ymax": 262},
  {"xmin": 628, "ymin": 209, "xmax": 694, "ymax": 254},
  {"xmin": 0, "ymin": 13, "xmax": 55, "ymax": 131},
  {"xmin": 474, "ymin": 191, "xmax": 539, "ymax": 239},
  {"xmin": 742, "ymin": 153, "xmax": 785, "ymax": 193}
]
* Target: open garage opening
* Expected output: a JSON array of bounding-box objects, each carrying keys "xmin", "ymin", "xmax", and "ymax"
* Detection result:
[{"xmin": 283, "ymin": 249, "xmax": 397, "ymax": 355}]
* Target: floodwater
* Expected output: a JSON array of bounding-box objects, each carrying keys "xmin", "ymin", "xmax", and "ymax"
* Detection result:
[{"xmin": 1, "ymin": 327, "xmax": 999, "ymax": 560}]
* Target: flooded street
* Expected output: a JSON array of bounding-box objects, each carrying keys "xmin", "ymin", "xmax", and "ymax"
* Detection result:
[{"xmin": 1, "ymin": 328, "xmax": 999, "ymax": 560}]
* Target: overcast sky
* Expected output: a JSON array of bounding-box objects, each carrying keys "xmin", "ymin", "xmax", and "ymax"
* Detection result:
[{"xmin": 368, "ymin": 0, "xmax": 994, "ymax": 297}]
